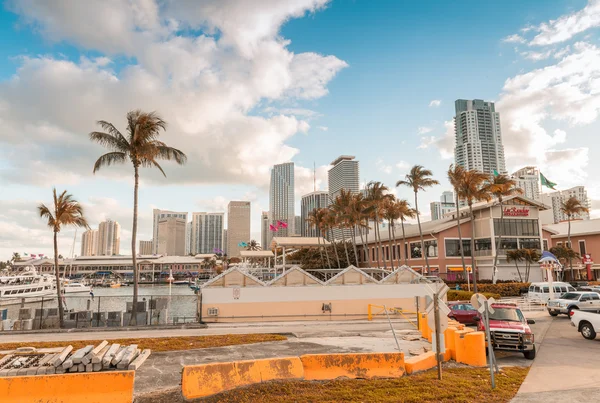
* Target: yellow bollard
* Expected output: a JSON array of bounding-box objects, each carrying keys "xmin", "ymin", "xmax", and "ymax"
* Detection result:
[
  {"xmin": 419, "ymin": 313, "xmax": 430, "ymax": 339},
  {"xmin": 463, "ymin": 332, "xmax": 487, "ymax": 367},
  {"xmin": 368, "ymin": 305, "xmax": 372, "ymax": 321},
  {"xmin": 453, "ymin": 328, "xmax": 475, "ymax": 364}
]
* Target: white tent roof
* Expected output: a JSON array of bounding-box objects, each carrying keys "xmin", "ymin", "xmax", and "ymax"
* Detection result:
[{"xmin": 240, "ymin": 250, "xmax": 274, "ymax": 257}]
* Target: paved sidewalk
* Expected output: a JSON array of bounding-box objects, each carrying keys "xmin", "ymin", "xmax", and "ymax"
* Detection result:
[{"xmin": 511, "ymin": 316, "xmax": 600, "ymax": 402}]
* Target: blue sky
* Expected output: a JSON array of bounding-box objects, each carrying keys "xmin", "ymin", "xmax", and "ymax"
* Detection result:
[{"xmin": 1, "ymin": 0, "xmax": 598, "ymax": 260}]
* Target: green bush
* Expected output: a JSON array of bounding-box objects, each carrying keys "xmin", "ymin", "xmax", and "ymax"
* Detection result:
[
  {"xmin": 476, "ymin": 283, "xmax": 530, "ymax": 297},
  {"xmin": 447, "ymin": 290, "xmax": 501, "ymax": 302}
]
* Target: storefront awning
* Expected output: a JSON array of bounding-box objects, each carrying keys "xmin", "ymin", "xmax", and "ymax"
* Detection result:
[{"xmin": 448, "ymin": 266, "xmax": 472, "ymax": 272}]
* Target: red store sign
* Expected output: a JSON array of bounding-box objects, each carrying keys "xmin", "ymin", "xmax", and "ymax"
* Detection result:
[{"xmin": 503, "ymin": 207, "xmax": 530, "ymax": 217}]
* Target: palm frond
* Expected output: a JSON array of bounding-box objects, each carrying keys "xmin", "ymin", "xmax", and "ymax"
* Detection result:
[
  {"xmin": 37, "ymin": 203, "xmax": 56, "ymax": 229},
  {"xmin": 93, "ymin": 152, "xmax": 128, "ymax": 173},
  {"xmin": 155, "ymin": 145, "xmax": 187, "ymax": 164}
]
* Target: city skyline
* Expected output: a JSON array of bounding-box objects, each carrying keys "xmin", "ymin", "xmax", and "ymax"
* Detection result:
[{"xmin": 2, "ymin": 0, "xmax": 600, "ymax": 260}]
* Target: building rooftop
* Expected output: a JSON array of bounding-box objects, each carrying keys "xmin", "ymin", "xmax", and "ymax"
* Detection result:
[
  {"xmin": 330, "ymin": 155, "xmax": 355, "ymax": 166},
  {"xmin": 544, "ymin": 219, "xmax": 600, "ymax": 238}
]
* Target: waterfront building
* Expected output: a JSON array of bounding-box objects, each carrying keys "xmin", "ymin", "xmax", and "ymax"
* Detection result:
[
  {"xmin": 227, "ymin": 201, "xmax": 251, "ymax": 257},
  {"xmin": 454, "ymin": 99, "xmax": 506, "ymax": 174},
  {"xmin": 97, "ymin": 219, "xmax": 120, "ymax": 256},
  {"xmin": 512, "ymin": 166, "xmax": 541, "ymax": 202},
  {"xmin": 157, "ymin": 215, "xmax": 187, "ymax": 256},
  {"xmin": 269, "ymin": 162, "xmax": 295, "ymax": 240},
  {"xmin": 80, "ymin": 229, "xmax": 98, "ymax": 256},
  {"xmin": 542, "ymin": 186, "xmax": 591, "ymax": 224},
  {"xmin": 430, "ymin": 191, "xmax": 456, "ymax": 221},
  {"xmin": 300, "ymin": 191, "xmax": 329, "ymax": 237},
  {"xmin": 191, "ymin": 212, "xmax": 224, "ymax": 254},
  {"xmin": 139, "ymin": 240, "xmax": 153, "ymax": 255},
  {"xmin": 152, "ymin": 209, "xmax": 188, "ymax": 254}
]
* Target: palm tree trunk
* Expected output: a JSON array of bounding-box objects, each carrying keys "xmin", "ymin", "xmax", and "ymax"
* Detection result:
[
  {"xmin": 330, "ymin": 228, "xmax": 341, "ymax": 268},
  {"xmin": 415, "ymin": 192, "xmax": 430, "ymax": 275},
  {"xmin": 375, "ymin": 214, "xmax": 387, "ymax": 269},
  {"xmin": 387, "ymin": 222, "xmax": 395, "ymax": 271},
  {"xmin": 130, "ymin": 165, "xmax": 140, "ymax": 326},
  {"xmin": 317, "ymin": 235, "xmax": 325, "ymax": 269},
  {"xmin": 455, "ymin": 194, "xmax": 468, "ymax": 283},
  {"xmin": 340, "ymin": 227, "xmax": 351, "ymax": 267},
  {"xmin": 469, "ymin": 204, "xmax": 478, "ymax": 293},
  {"xmin": 322, "ymin": 232, "xmax": 332, "ymax": 270},
  {"xmin": 492, "ymin": 198, "xmax": 504, "ymax": 284},
  {"xmin": 351, "ymin": 227, "xmax": 360, "ymax": 267},
  {"xmin": 391, "ymin": 223, "xmax": 400, "ymax": 268},
  {"xmin": 54, "ymin": 231, "xmax": 64, "ymax": 328},
  {"xmin": 514, "ymin": 261, "xmax": 523, "ymax": 282},
  {"xmin": 358, "ymin": 225, "xmax": 371, "ymax": 268},
  {"xmin": 568, "ymin": 217, "xmax": 573, "ymax": 280},
  {"xmin": 401, "ymin": 219, "xmax": 408, "ymax": 265}
]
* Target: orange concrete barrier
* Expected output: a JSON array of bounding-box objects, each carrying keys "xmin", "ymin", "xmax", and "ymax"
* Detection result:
[
  {"xmin": 182, "ymin": 357, "xmax": 303, "ymax": 400},
  {"xmin": 0, "ymin": 371, "xmax": 135, "ymax": 403},
  {"xmin": 462, "ymin": 332, "xmax": 487, "ymax": 367},
  {"xmin": 419, "ymin": 313, "xmax": 431, "ymax": 340},
  {"xmin": 444, "ymin": 326, "xmax": 458, "ymax": 361},
  {"xmin": 454, "ymin": 328, "xmax": 475, "ymax": 364},
  {"xmin": 300, "ymin": 352, "xmax": 405, "ymax": 380},
  {"xmin": 405, "ymin": 351, "xmax": 437, "ymax": 374}
]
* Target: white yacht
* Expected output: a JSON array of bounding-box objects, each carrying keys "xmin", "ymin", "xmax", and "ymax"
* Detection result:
[
  {"xmin": 62, "ymin": 281, "xmax": 91, "ymax": 294},
  {"xmin": 0, "ymin": 267, "xmax": 56, "ymax": 303}
]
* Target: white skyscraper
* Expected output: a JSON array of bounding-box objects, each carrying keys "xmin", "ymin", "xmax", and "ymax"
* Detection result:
[
  {"xmin": 80, "ymin": 229, "xmax": 98, "ymax": 256},
  {"xmin": 300, "ymin": 191, "xmax": 329, "ymax": 237},
  {"xmin": 454, "ymin": 99, "xmax": 506, "ymax": 174},
  {"xmin": 543, "ymin": 186, "xmax": 591, "ymax": 224},
  {"xmin": 261, "ymin": 211, "xmax": 269, "ymax": 250},
  {"xmin": 97, "ymin": 219, "xmax": 120, "ymax": 256},
  {"xmin": 152, "ymin": 209, "xmax": 188, "ymax": 254},
  {"xmin": 328, "ymin": 156, "xmax": 359, "ymax": 240},
  {"xmin": 512, "ymin": 166, "xmax": 541, "ymax": 201},
  {"xmin": 191, "ymin": 212, "xmax": 224, "ymax": 254},
  {"xmin": 269, "ymin": 162, "xmax": 295, "ymax": 239},
  {"xmin": 430, "ymin": 191, "xmax": 456, "ymax": 221}
]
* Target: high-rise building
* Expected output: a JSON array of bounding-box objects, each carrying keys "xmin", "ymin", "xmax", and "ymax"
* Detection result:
[
  {"xmin": 269, "ymin": 162, "xmax": 295, "ymax": 239},
  {"xmin": 328, "ymin": 156, "xmax": 359, "ymax": 240},
  {"xmin": 300, "ymin": 191, "xmax": 329, "ymax": 237},
  {"xmin": 191, "ymin": 212, "xmax": 224, "ymax": 254},
  {"xmin": 139, "ymin": 240, "xmax": 153, "ymax": 255},
  {"xmin": 261, "ymin": 211, "xmax": 269, "ymax": 250},
  {"xmin": 430, "ymin": 191, "xmax": 456, "ymax": 221},
  {"xmin": 185, "ymin": 222, "xmax": 192, "ymax": 255},
  {"xmin": 512, "ymin": 166, "xmax": 541, "ymax": 201},
  {"xmin": 454, "ymin": 99, "xmax": 506, "ymax": 175},
  {"xmin": 80, "ymin": 229, "xmax": 98, "ymax": 256},
  {"xmin": 157, "ymin": 215, "xmax": 187, "ymax": 256},
  {"xmin": 543, "ymin": 186, "xmax": 591, "ymax": 224},
  {"xmin": 227, "ymin": 201, "xmax": 251, "ymax": 257},
  {"xmin": 152, "ymin": 209, "xmax": 188, "ymax": 254},
  {"xmin": 222, "ymin": 229, "xmax": 228, "ymax": 255},
  {"xmin": 97, "ymin": 220, "xmax": 120, "ymax": 256},
  {"xmin": 294, "ymin": 216, "xmax": 302, "ymax": 236}
]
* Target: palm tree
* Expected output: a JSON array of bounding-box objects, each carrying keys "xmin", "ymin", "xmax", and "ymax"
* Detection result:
[
  {"xmin": 364, "ymin": 181, "xmax": 393, "ymax": 269},
  {"xmin": 331, "ymin": 190, "xmax": 353, "ymax": 266},
  {"xmin": 322, "ymin": 208, "xmax": 341, "ymax": 268},
  {"xmin": 447, "ymin": 164, "xmax": 469, "ymax": 282},
  {"xmin": 246, "ymin": 240, "xmax": 261, "ymax": 251},
  {"xmin": 38, "ymin": 189, "xmax": 89, "ymax": 328},
  {"xmin": 11, "ymin": 252, "xmax": 20, "ymax": 263},
  {"xmin": 506, "ymin": 249, "xmax": 524, "ymax": 282},
  {"xmin": 307, "ymin": 208, "xmax": 330, "ymax": 269},
  {"xmin": 487, "ymin": 174, "xmax": 523, "ymax": 284},
  {"xmin": 350, "ymin": 193, "xmax": 372, "ymax": 268},
  {"xmin": 457, "ymin": 169, "xmax": 492, "ymax": 293},
  {"xmin": 560, "ymin": 196, "xmax": 590, "ymax": 279},
  {"xmin": 396, "ymin": 199, "xmax": 416, "ymax": 266},
  {"xmin": 522, "ymin": 248, "xmax": 541, "ymax": 282},
  {"xmin": 396, "ymin": 166, "xmax": 440, "ymax": 275},
  {"xmin": 89, "ymin": 110, "xmax": 186, "ymax": 325},
  {"xmin": 382, "ymin": 197, "xmax": 399, "ymax": 271}
]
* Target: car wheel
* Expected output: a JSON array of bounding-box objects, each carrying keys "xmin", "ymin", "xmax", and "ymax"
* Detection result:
[
  {"xmin": 523, "ymin": 346, "xmax": 536, "ymax": 360},
  {"xmin": 580, "ymin": 322, "xmax": 597, "ymax": 340},
  {"xmin": 549, "ymin": 311, "xmax": 558, "ymax": 317}
]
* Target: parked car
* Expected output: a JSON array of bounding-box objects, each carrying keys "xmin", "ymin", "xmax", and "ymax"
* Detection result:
[
  {"xmin": 570, "ymin": 281, "xmax": 593, "ymax": 291},
  {"xmin": 528, "ymin": 282, "xmax": 576, "ymax": 302},
  {"xmin": 448, "ymin": 302, "xmax": 479, "ymax": 324},
  {"xmin": 547, "ymin": 291, "xmax": 600, "ymax": 316},
  {"xmin": 570, "ymin": 310, "xmax": 600, "ymax": 340},
  {"xmin": 475, "ymin": 303, "xmax": 536, "ymax": 360}
]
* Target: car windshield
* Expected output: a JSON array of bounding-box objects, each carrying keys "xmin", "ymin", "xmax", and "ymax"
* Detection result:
[
  {"xmin": 559, "ymin": 293, "xmax": 580, "ymax": 300},
  {"xmin": 489, "ymin": 308, "xmax": 524, "ymax": 322}
]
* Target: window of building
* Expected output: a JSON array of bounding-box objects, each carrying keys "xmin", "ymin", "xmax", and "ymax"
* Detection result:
[
  {"xmin": 579, "ymin": 240, "xmax": 586, "ymax": 256},
  {"xmin": 445, "ymin": 239, "xmax": 472, "ymax": 257},
  {"xmin": 424, "ymin": 240, "xmax": 438, "ymax": 257},
  {"xmin": 519, "ymin": 238, "xmax": 541, "ymax": 250},
  {"xmin": 386, "ymin": 246, "xmax": 390, "ymax": 261},
  {"xmin": 493, "ymin": 219, "xmax": 539, "ymax": 236},
  {"xmin": 499, "ymin": 238, "xmax": 518, "ymax": 250},
  {"xmin": 543, "ymin": 239, "xmax": 549, "ymax": 251},
  {"xmin": 410, "ymin": 242, "xmax": 422, "ymax": 259},
  {"xmin": 475, "ymin": 238, "xmax": 492, "ymax": 251}
]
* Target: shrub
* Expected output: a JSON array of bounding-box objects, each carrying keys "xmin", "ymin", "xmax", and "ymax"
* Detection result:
[
  {"xmin": 476, "ymin": 283, "xmax": 530, "ymax": 297},
  {"xmin": 447, "ymin": 290, "xmax": 501, "ymax": 302}
]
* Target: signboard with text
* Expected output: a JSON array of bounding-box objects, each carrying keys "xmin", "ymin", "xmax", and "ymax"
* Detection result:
[{"xmin": 503, "ymin": 207, "xmax": 530, "ymax": 217}]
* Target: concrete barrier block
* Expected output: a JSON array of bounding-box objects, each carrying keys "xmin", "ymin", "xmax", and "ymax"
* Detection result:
[
  {"xmin": 300, "ymin": 352, "xmax": 405, "ymax": 381},
  {"xmin": 463, "ymin": 332, "xmax": 487, "ymax": 367},
  {"xmin": 0, "ymin": 371, "xmax": 135, "ymax": 403},
  {"xmin": 454, "ymin": 328, "xmax": 475, "ymax": 364},
  {"xmin": 444, "ymin": 327, "xmax": 458, "ymax": 361},
  {"xmin": 405, "ymin": 351, "xmax": 437, "ymax": 374}
]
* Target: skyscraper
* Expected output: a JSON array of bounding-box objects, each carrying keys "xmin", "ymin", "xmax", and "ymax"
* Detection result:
[
  {"xmin": 512, "ymin": 166, "xmax": 541, "ymax": 201},
  {"xmin": 261, "ymin": 211, "xmax": 269, "ymax": 250},
  {"xmin": 80, "ymin": 229, "xmax": 98, "ymax": 256},
  {"xmin": 222, "ymin": 229, "xmax": 228, "ymax": 255},
  {"xmin": 152, "ymin": 209, "xmax": 188, "ymax": 254},
  {"xmin": 328, "ymin": 156, "xmax": 359, "ymax": 240},
  {"xmin": 430, "ymin": 191, "xmax": 456, "ymax": 221},
  {"xmin": 185, "ymin": 222, "xmax": 192, "ymax": 255},
  {"xmin": 191, "ymin": 212, "xmax": 224, "ymax": 254},
  {"xmin": 227, "ymin": 201, "xmax": 251, "ymax": 257},
  {"xmin": 300, "ymin": 191, "xmax": 329, "ymax": 237},
  {"xmin": 294, "ymin": 216, "xmax": 301, "ymax": 236},
  {"xmin": 543, "ymin": 186, "xmax": 591, "ymax": 224},
  {"xmin": 269, "ymin": 162, "xmax": 295, "ymax": 239},
  {"xmin": 157, "ymin": 215, "xmax": 187, "ymax": 256},
  {"xmin": 139, "ymin": 240, "xmax": 153, "ymax": 255},
  {"xmin": 97, "ymin": 219, "xmax": 120, "ymax": 256},
  {"xmin": 454, "ymin": 99, "xmax": 506, "ymax": 174}
]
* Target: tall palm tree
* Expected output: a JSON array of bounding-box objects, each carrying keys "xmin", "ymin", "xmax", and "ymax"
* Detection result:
[
  {"xmin": 382, "ymin": 197, "xmax": 399, "ymax": 271},
  {"xmin": 89, "ymin": 110, "xmax": 186, "ymax": 325},
  {"xmin": 447, "ymin": 164, "xmax": 469, "ymax": 282},
  {"xmin": 246, "ymin": 240, "xmax": 261, "ymax": 251},
  {"xmin": 364, "ymin": 181, "xmax": 393, "ymax": 269},
  {"xmin": 396, "ymin": 166, "xmax": 440, "ymax": 274},
  {"xmin": 38, "ymin": 189, "xmax": 89, "ymax": 328},
  {"xmin": 322, "ymin": 208, "xmax": 341, "ymax": 268},
  {"xmin": 307, "ymin": 208, "xmax": 330, "ymax": 269},
  {"xmin": 560, "ymin": 196, "xmax": 590, "ymax": 279},
  {"xmin": 522, "ymin": 248, "xmax": 541, "ymax": 282},
  {"xmin": 396, "ymin": 199, "xmax": 416, "ymax": 266},
  {"xmin": 458, "ymin": 169, "xmax": 492, "ymax": 293},
  {"xmin": 345, "ymin": 192, "xmax": 366, "ymax": 267},
  {"xmin": 487, "ymin": 174, "xmax": 523, "ymax": 284},
  {"xmin": 331, "ymin": 190, "xmax": 354, "ymax": 266},
  {"xmin": 350, "ymin": 193, "xmax": 372, "ymax": 268},
  {"xmin": 11, "ymin": 252, "xmax": 21, "ymax": 263},
  {"xmin": 506, "ymin": 249, "xmax": 524, "ymax": 282}
]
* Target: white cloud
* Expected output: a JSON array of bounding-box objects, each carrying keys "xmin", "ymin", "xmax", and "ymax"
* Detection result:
[
  {"xmin": 520, "ymin": 50, "xmax": 553, "ymax": 61},
  {"xmin": 417, "ymin": 136, "xmax": 437, "ymax": 149},
  {"xmin": 417, "ymin": 126, "xmax": 433, "ymax": 135},
  {"xmin": 317, "ymin": 126, "xmax": 328, "ymax": 131},
  {"xmin": 396, "ymin": 161, "xmax": 410, "ymax": 175},
  {"xmin": 428, "ymin": 100, "xmax": 441, "ymax": 107},
  {"xmin": 503, "ymin": 34, "xmax": 526, "ymax": 44},
  {"xmin": 429, "ymin": 120, "xmax": 455, "ymax": 160},
  {"xmin": 529, "ymin": 0, "xmax": 600, "ymax": 46},
  {"xmin": 376, "ymin": 159, "xmax": 392, "ymax": 175}
]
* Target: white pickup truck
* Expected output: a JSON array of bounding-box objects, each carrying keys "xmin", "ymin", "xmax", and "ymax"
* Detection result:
[
  {"xmin": 570, "ymin": 310, "xmax": 600, "ymax": 340},
  {"xmin": 546, "ymin": 291, "xmax": 600, "ymax": 316}
]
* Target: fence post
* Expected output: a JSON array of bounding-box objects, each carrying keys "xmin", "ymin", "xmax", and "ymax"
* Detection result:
[
  {"xmin": 97, "ymin": 296, "xmax": 101, "ymax": 327},
  {"xmin": 197, "ymin": 290, "xmax": 203, "ymax": 324}
]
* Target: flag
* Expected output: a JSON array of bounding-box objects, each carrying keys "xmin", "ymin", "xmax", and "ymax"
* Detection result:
[
  {"xmin": 269, "ymin": 224, "xmax": 278, "ymax": 232},
  {"xmin": 276, "ymin": 220, "xmax": 288, "ymax": 229},
  {"xmin": 540, "ymin": 172, "xmax": 557, "ymax": 190},
  {"xmin": 493, "ymin": 169, "xmax": 499, "ymax": 177}
]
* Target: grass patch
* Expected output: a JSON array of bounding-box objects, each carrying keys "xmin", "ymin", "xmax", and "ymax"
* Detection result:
[
  {"xmin": 0, "ymin": 333, "xmax": 287, "ymax": 354},
  {"xmin": 203, "ymin": 367, "xmax": 528, "ymax": 403}
]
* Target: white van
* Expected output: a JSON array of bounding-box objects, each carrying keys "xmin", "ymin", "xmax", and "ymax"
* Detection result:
[{"xmin": 528, "ymin": 282, "xmax": 576, "ymax": 302}]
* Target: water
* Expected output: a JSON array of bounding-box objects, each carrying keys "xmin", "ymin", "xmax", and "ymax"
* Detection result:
[{"xmin": 1, "ymin": 285, "xmax": 199, "ymax": 326}]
